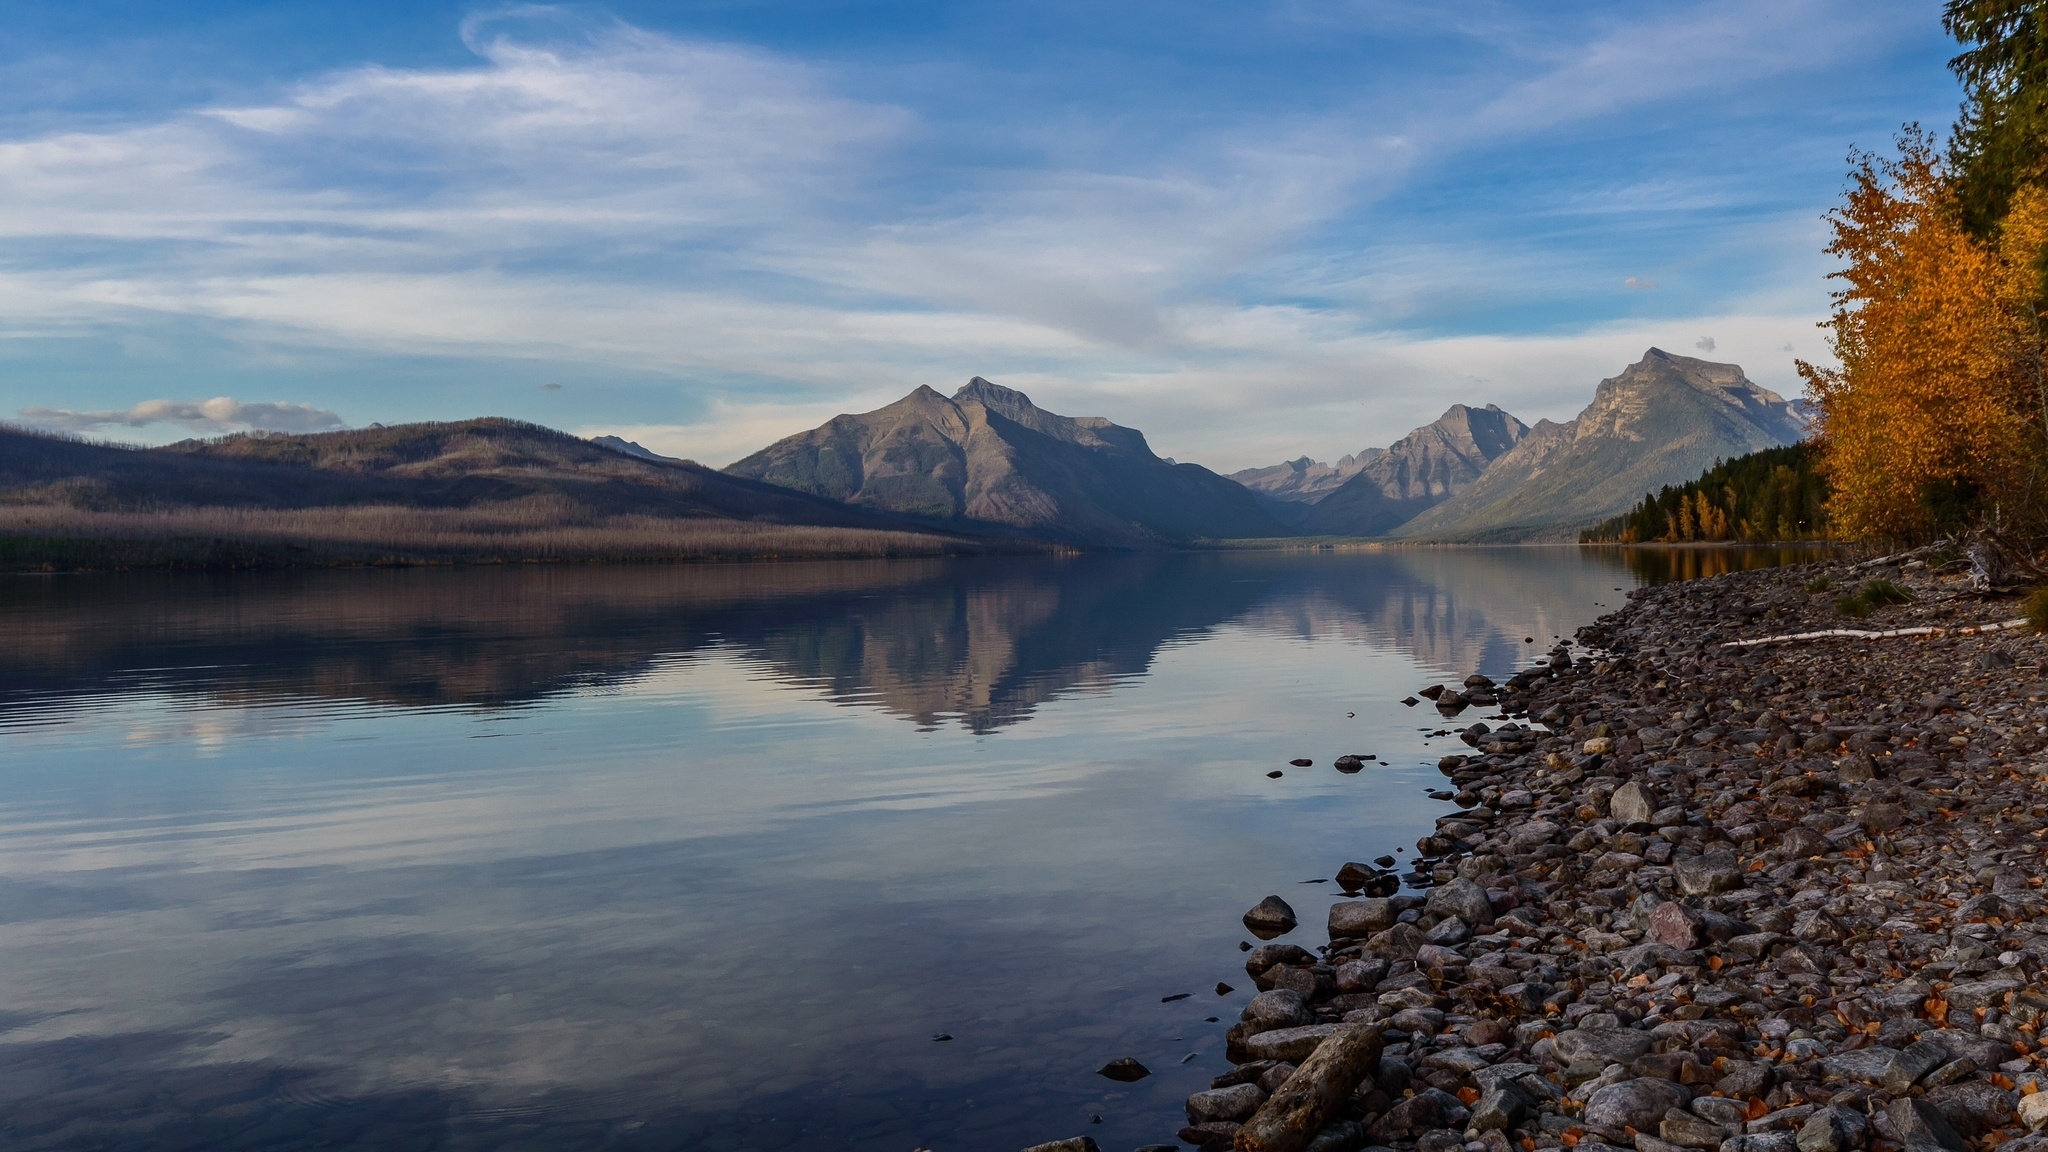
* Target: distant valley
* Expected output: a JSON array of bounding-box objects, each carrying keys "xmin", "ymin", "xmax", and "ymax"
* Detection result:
[{"xmin": 0, "ymin": 348, "xmax": 1809, "ymax": 568}]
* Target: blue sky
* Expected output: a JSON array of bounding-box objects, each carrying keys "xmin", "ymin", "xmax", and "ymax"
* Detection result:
[{"xmin": 0, "ymin": 1, "xmax": 1962, "ymax": 469}]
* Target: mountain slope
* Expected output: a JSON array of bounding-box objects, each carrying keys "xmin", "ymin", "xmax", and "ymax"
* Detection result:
[
  {"xmin": 724, "ymin": 377, "xmax": 1289, "ymax": 546},
  {"xmin": 1296, "ymin": 404, "xmax": 1529, "ymax": 536},
  {"xmin": 1392, "ymin": 349, "xmax": 1809, "ymax": 541},
  {"xmin": 0, "ymin": 419, "xmax": 1002, "ymax": 566}
]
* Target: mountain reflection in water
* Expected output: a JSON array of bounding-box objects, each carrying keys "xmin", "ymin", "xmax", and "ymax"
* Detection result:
[
  {"xmin": 2, "ymin": 549, "xmax": 1639, "ymax": 732},
  {"xmin": 0, "ymin": 547, "xmax": 1774, "ymax": 1152}
]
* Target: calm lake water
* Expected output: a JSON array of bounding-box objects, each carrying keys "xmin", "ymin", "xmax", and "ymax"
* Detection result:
[{"xmin": 0, "ymin": 547, "xmax": 1788, "ymax": 1152}]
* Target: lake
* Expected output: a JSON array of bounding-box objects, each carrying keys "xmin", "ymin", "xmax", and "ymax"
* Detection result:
[{"xmin": 0, "ymin": 547, "xmax": 1786, "ymax": 1151}]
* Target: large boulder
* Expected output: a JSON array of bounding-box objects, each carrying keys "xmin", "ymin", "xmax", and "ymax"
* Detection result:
[
  {"xmin": 1424, "ymin": 878, "xmax": 1495, "ymax": 926},
  {"xmin": 1241, "ymin": 989, "xmax": 1316, "ymax": 1035},
  {"xmin": 1583, "ymin": 1077, "xmax": 1688, "ymax": 1132},
  {"xmin": 1329, "ymin": 899, "xmax": 1395, "ymax": 938},
  {"xmin": 1243, "ymin": 1024, "xmax": 1342, "ymax": 1064},
  {"xmin": 1244, "ymin": 895, "xmax": 1299, "ymax": 935},
  {"xmin": 1550, "ymin": 1026, "xmax": 1654, "ymax": 1068}
]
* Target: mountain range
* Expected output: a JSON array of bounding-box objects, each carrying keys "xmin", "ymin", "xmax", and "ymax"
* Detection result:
[
  {"xmin": 1245, "ymin": 404, "xmax": 1531, "ymax": 536},
  {"xmin": 1388, "ymin": 349, "xmax": 1808, "ymax": 540},
  {"xmin": 723, "ymin": 377, "xmax": 1287, "ymax": 546},
  {"xmin": 0, "ymin": 419, "xmax": 1011, "ymax": 567},
  {"xmin": 0, "ymin": 349, "xmax": 1810, "ymax": 567}
]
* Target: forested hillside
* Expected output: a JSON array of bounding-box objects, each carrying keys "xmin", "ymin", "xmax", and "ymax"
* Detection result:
[{"xmin": 1581, "ymin": 444, "xmax": 1827, "ymax": 543}]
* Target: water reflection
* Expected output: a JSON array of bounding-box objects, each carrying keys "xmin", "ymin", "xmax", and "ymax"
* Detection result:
[
  {"xmin": 0, "ymin": 549, "xmax": 1644, "ymax": 733},
  {"xmin": 1600, "ymin": 542, "xmax": 1842, "ymax": 585},
  {"xmin": 0, "ymin": 547, "xmax": 1783, "ymax": 1151}
]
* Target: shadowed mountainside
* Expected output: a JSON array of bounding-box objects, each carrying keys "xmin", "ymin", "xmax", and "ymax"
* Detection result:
[
  {"xmin": 1392, "ymin": 350, "xmax": 1809, "ymax": 541},
  {"xmin": 0, "ymin": 420, "xmax": 1009, "ymax": 568},
  {"xmin": 724, "ymin": 377, "xmax": 1289, "ymax": 547},
  {"xmin": 1293, "ymin": 404, "xmax": 1530, "ymax": 535}
]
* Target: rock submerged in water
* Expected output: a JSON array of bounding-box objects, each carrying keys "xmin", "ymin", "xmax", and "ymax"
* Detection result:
[
  {"xmin": 1155, "ymin": 557, "xmax": 2048, "ymax": 1152},
  {"xmin": 1096, "ymin": 1056, "xmax": 1150, "ymax": 1082},
  {"xmin": 1242, "ymin": 894, "xmax": 1298, "ymax": 937}
]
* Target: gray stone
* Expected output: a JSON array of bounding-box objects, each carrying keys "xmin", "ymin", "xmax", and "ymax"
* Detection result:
[
  {"xmin": 1584, "ymin": 1077, "xmax": 1689, "ymax": 1132},
  {"xmin": 1186, "ymin": 1083, "xmax": 1266, "ymax": 1124},
  {"xmin": 1923, "ymin": 1081, "xmax": 2016, "ymax": 1137},
  {"xmin": 1363, "ymin": 922, "xmax": 1426, "ymax": 959},
  {"xmin": 1241, "ymin": 989, "xmax": 1316, "ymax": 1035},
  {"xmin": 1413, "ymin": 944, "xmax": 1465, "ymax": 970},
  {"xmin": 1611, "ymin": 781, "xmax": 1656, "ymax": 824},
  {"xmin": 1021, "ymin": 1140, "xmax": 1101, "ymax": 1152},
  {"xmin": 1884, "ymin": 1097, "xmax": 1969, "ymax": 1152},
  {"xmin": 1723, "ymin": 933, "xmax": 1782, "ymax": 961},
  {"xmin": 1368, "ymin": 1087, "xmax": 1470, "ymax": 1141},
  {"xmin": 1471, "ymin": 1062, "xmax": 1543, "ymax": 1091},
  {"xmin": 1176, "ymin": 1122, "xmax": 1242, "ymax": 1150},
  {"xmin": 1243, "ymin": 1023, "xmax": 1340, "ymax": 1063},
  {"xmin": 1721, "ymin": 1136, "xmax": 1798, "ymax": 1152},
  {"xmin": 1662, "ymin": 1110, "xmax": 1732, "ymax": 1149},
  {"xmin": 1943, "ymin": 977, "xmax": 2020, "ymax": 1012},
  {"xmin": 1674, "ymin": 852, "xmax": 1744, "ymax": 896},
  {"xmin": 1471, "ymin": 1082, "xmax": 1532, "ymax": 1132},
  {"xmin": 1921, "ymin": 1057, "xmax": 1977, "ymax": 1089},
  {"xmin": 1425, "ymin": 877, "xmax": 1496, "ymax": 926},
  {"xmin": 1424, "ymin": 915, "xmax": 1472, "ymax": 945},
  {"xmin": 1714, "ymin": 1060, "xmax": 1772, "ymax": 1099},
  {"xmin": 1923, "ymin": 1029, "xmax": 2010, "ymax": 1070},
  {"xmin": 1245, "ymin": 895, "xmax": 1299, "ymax": 934},
  {"xmin": 1794, "ymin": 1107, "xmax": 1867, "ymax": 1152},
  {"xmin": 1551, "ymin": 1026, "xmax": 1655, "ymax": 1067},
  {"xmin": 1330, "ymin": 899, "xmax": 1395, "ymax": 938},
  {"xmin": 1256, "ymin": 1062, "xmax": 1298, "ymax": 1094},
  {"xmin": 1420, "ymin": 1047, "xmax": 1493, "ymax": 1075},
  {"xmin": 1335, "ymin": 958, "xmax": 1388, "ymax": 993},
  {"xmin": 1747, "ymin": 1105, "xmax": 1820, "ymax": 1134},
  {"xmin": 1693, "ymin": 1098, "xmax": 1749, "ymax": 1127},
  {"xmin": 1819, "ymin": 1044, "xmax": 1947, "ymax": 1093},
  {"xmin": 1378, "ymin": 985, "xmax": 1438, "ymax": 1011},
  {"xmin": 1389, "ymin": 1007, "xmax": 1446, "ymax": 1035}
]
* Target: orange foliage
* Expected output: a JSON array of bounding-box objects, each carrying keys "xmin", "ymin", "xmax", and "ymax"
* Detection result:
[{"xmin": 1799, "ymin": 129, "xmax": 2048, "ymax": 541}]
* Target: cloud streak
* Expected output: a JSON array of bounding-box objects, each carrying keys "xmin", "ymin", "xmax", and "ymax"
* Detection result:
[
  {"xmin": 0, "ymin": 1, "xmax": 1948, "ymax": 468},
  {"xmin": 18, "ymin": 397, "xmax": 346, "ymax": 434}
]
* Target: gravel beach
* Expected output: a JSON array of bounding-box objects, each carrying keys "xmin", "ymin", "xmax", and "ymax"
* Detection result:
[{"xmin": 1136, "ymin": 554, "xmax": 2048, "ymax": 1152}]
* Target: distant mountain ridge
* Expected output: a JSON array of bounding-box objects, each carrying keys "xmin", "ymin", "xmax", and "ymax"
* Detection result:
[
  {"xmin": 1230, "ymin": 449, "xmax": 1383, "ymax": 503},
  {"xmin": 590, "ymin": 435, "xmax": 681, "ymax": 463},
  {"xmin": 1295, "ymin": 404, "xmax": 1530, "ymax": 536},
  {"xmin": 1391, "ymin": 349, "xmax": 1808, "ymax": 540},
  {"xmin": 0, "ymin": 419, "xmax": 1005, "ymax": 567},
  {"xmin": 724, "ymin": 377, "xmax": 1287, "ymax": 547}
]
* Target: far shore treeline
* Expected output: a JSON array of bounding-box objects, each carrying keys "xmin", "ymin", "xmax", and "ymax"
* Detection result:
[{"xmin": 1581, "ymin": 445, "xmax": 1828, "ymax": 544}]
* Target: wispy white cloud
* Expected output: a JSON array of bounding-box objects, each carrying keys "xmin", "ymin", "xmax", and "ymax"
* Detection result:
[
  {"xmin": 17, "ymin": 397, "xmax": 345, "ymax": 434},
  {"xmin": 0, "ymin": 1, "xmax": 1933, "ymax": 468}
]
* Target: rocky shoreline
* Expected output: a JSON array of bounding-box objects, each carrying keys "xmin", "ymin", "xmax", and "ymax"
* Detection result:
[{"xmin": 1048, "ymin": 554, "xmax": 2048, "ymax": 1152}]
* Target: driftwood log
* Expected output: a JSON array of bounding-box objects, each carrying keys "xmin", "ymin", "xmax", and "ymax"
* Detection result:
[
  {"xmin": 1722, "ymin": 616, "xmax": 2027, "ymax": 648},
  {"xmin": 1233, "ymin": 1023, "xmax": 1386, "ymax": 1152}
]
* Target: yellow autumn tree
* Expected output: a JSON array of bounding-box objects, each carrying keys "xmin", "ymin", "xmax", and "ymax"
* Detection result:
[{"xmin": 1799, "ymin": 129, "xmax": 2048, "ymax": 542}]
